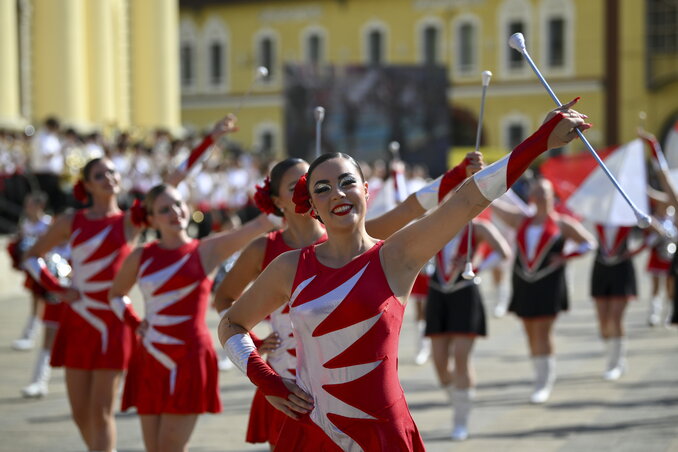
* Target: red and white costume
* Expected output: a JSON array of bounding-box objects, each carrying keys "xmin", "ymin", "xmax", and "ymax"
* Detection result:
[
  {"xmin": 590, "ymin": 225, "xmax": 639, "ymax": 298},
  {"xmin": 509, "ymin": 215, "xmax": 569, "ymax": 318},
  {"xmin": 425, "ymin": 224, "xmax": 488, "ymax": 336},
  {"xmin": 274, "ymin": 242, "xmax": 424, "ymax": 451},
  {"xmin": 247, "ymin": 230, "xmax": 326, "ymax": 445},
  {"xmin": 50, "ymin": 211, "xmax": 134, "ymax": 369},
  {"xmin": 121, "ymin": 240, "xmax": 221, "ymax": 414}
]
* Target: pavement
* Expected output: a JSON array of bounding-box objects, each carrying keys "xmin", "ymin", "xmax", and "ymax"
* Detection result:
[{"xmin": 0, "ymin": 237, "xmax": 676, "ymax": 452}]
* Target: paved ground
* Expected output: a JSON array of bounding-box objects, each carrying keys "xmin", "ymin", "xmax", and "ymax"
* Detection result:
[{"xmin": 0, "ymin": 236, "xmax": 676, "ymax": 452}]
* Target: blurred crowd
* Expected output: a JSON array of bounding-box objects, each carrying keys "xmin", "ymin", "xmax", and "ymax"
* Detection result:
[{"xmin": 0, "ymin": 116, "xmax": 433, "ymax": 236}]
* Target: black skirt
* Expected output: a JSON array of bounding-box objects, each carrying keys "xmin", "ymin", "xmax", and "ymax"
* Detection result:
[
  {"xmin": 590, "ymin": 259, "xmax": 637, "ymax": 298},
  {"xmin": 425, "ymin": 282, "xmax": 487, "ymax": 336},
  {"xmin": 509, "ymin": 267, "xmax": 568, "ymax": 318}
]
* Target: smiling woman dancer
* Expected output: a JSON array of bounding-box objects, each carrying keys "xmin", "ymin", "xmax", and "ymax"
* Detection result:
[
  {"xmin": 22, "ymin": 115, "xmax": 238, "ymax": 452},
  {"xmin": 213, "ymin": 152, "xmax": 482, "ymax": 449},
  {"xmin": 219, "ymin": 100, "xmax": 590, "ymax": 451},
  {"xmin": 107, "ymin": 183, "xmax": 277, "ymax": 452}
]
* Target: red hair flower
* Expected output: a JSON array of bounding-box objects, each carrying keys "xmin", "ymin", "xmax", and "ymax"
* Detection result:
[
  {"xmin": 253, "ymin": 177, "xmax": 277, "ymax": 215},
  {"xmin": 292, "ymin": 174, "xmax": 312, "ymax": 215},
  {"xmin": 130, "ymin": 198, "xmax": 149, "ymax": 227},
  {"xmin": 73, "ymin": 179, "xmax": 89, "ymax": 203}
]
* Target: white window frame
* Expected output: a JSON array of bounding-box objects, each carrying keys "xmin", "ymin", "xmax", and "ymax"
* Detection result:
[
  {"xmin": 180, "ymin": 19, "xmax": 199, "ymax": 94},
  {"xmin": 300, "ymin": 25, "xmax": 328, "ymax": 66},
  {"xmin": 539, "ymin": 0, "xmax": 574, "ymax": 76},
  {"xmin": 253, "ymin": 29, "xmax": 280, "ymax": 88},
  {"xmin": 253, "ymin": 121, "xmax": 280, "ymax": 154},
  {"xmin": 416, "ymin": 17, "xmax": 444, "ymax": 66},
  {"xmin": 451, "ymin": 14, "xmax": 480, "ymax": 79},
  {"xmin": 501, "ymin": 113, "xmax": 531, "ymax": 150},
  {"xmin": 498, "ymin": 0, "xmax": 533, "ymax": 79},
  {"xmin": 362, "ymin": 20, "xmax": 389, "ymax": 66},
  {"xmin": 203, "ymin": 17, "xmax": 229, "ymax": 93}
]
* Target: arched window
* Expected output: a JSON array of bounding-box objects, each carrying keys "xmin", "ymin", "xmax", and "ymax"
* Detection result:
[
  {"xmin": 452, "ymin": 15, "xmax": 479, "ymax": 77},
  {"xmin": 302, "ymin": 27, "xmax": 327, "ymax": 65},
  {"xmin": 254, "ymin": 122, "xmax": 279, "ymax": 155},
  {"xmin": 499, "ymin": 0, "xmax": 533, "ymax": 77},
  {"xmin": 255, "ymin": 31, "xmax": 278, "ymax": 83},
  {"xmin": 204, "ymin": 18, "xmax": 229, "ymax": 92},
  {"xmin": 507, "ymin": 20, "xmax": 525, "ymax": 69},
  {"xmin": 363, "ymin": 22, "xmax": 388, "ymax": 66},
  {"xmin": 502, "ymin": 114, "xmax": 531, "ymax": 150},
  {"xmin": 424, "ymin": 26, "xmax": 438, "ymax": 65},
  {"xmin": 180, "ymin": 19, "xmax": 198, "ymax": 92},
  {"xmin": 540, "ymin": 0, "xmax": 574, "ymax": 74}
]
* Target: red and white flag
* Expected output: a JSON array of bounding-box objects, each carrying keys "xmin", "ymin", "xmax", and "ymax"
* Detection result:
[{"xmin": 541, "ymin": 139, "xmax": 648, "ymax": 226}]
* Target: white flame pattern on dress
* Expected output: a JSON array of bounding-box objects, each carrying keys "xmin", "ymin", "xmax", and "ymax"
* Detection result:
[
  {"xmin": 137, "ymin": 254, "xmax": 198, "ymax": 387},
  {"xmin": 70, "ymin": 225, "xmax": 120, "ymax": 353},
  {"xmin": 266, "ymin": 304, "xmax": 296, "ymax": 379},
  {"xmin": 290, "ymin": 263, "xmax": 382, "ymax": 452}
]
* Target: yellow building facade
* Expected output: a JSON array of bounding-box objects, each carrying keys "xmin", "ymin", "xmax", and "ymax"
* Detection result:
[
  {"xmin": 2, "ymin": 0, "xmax": 674, "ymax": 154},
  {"xmin": 0, "ymin": 0, "xmax": 181, "ymax": 134},
  {"xmin": 179, "ymin": 0, "xmax": 678, "ymax": 162}
]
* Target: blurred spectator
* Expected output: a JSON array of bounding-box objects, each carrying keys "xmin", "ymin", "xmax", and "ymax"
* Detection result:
[{"xmin": 30, "ymin": 117, "xmax": 65, "ymax": 213}]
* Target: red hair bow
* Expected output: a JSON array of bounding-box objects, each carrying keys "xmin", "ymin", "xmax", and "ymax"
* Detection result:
[
  {"xmin": 130, "ymin": 199, "xmax": 149, "ymax": 227},
  {"xmin": 292, "ymin": 174, "xmax": 313, "ymax": 215},
  {"xmin": 253, "ymin": 177, "xmax": 277, "ymax": 215},
  {"xmin": 73, "ymin": 180, "xmax": 88, "ymax": 203}
]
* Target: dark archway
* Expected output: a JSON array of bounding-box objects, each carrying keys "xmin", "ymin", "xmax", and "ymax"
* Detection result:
[{"xmin": 450, "ymin": 105, "xmax": 484, "ymax": 147}]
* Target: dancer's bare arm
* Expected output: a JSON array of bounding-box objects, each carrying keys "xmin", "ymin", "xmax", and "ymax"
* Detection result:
[{"xmin": 212, "ymin": 236, "xmax": 267, "ymax": 313}]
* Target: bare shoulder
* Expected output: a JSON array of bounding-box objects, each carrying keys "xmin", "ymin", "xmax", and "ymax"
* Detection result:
[
  {"xmin": 53, "ymin": 209, "xmax": 76, "ymax": 229},
  {"xmin": 245, "ymin": 234, "xmax": 269, "ymax": 256},
  {"xmin": 269, "ymin": 248, "xmax": 302, "ymax": 274}
]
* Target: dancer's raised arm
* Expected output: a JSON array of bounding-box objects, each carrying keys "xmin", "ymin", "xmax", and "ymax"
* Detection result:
[
  {"xmin": 164, "ymin": 114, "xmax": 239, "ymax": 187},
  {"xmin": 381, "ymin": 100, "xmax": 590, "ymax": 297},
  {"xmin": 365, "ymin": 152, "xmax": 484, "ymax": 239}
]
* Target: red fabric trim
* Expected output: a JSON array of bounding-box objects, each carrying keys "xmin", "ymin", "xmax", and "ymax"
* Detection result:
[{"xmin": 246, "ymin": 350, "xmax": 290, "ymax": 399}]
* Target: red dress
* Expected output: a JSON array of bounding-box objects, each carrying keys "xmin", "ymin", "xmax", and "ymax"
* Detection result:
[
  {"xmin": 275, "ymin": 241, "xmax": 425, "ymax": 452},
  {"xmin": 121, "ymin": 240, "xmax": 221, "ymax": 414},
  {"xmin": 247, "ymin": 230, "xmax": 326, "ymax": 445},
  {"xmin": 50, "ymin": 211, "xmax": 134, "ymax": 369}
]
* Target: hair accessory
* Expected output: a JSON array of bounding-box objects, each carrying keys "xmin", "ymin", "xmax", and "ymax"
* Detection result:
[
  {"xmin": 73, "ymin": 180, "xmax": 88, "ymax": 203},
  {"xmin": 292, "ymin": 174, "xmax": 312, "ymax": 214},
  {"xmin": 130, "ymin": 198, "xmax": 149, "ymax": 227},
  {"xmin": 253, "ymin": 177, "xmax": 277, "ymax": 215}
]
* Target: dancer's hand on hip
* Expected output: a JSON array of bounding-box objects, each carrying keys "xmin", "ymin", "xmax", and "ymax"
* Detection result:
[{"xmin": 266, "ymin": 379, "xmax": 314, "ymax": 419}]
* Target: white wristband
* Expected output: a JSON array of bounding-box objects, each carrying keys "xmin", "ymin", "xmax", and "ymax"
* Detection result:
[
  {"xmin": 414, "ymin": 177, "xmax": 442, "ymax": 211},
  {"xmin": 224, "ymin": 333, "xmax": 256, "ymax": 375}
]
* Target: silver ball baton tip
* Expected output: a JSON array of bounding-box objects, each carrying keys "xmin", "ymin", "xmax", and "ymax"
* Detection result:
[
  {"xmin": 481, "ymin": 70, "xmax": 493, "ymax": 86},
  {"xmin": 636, "ymin": 212, "xmax": 652, "ymax": 229},
  {"xmin": 461, "ymin": 262, "xmax": 476, "ymax": 280},
  {"xmin": 389, "ymin": 141, "xmax": 400, "ymax": 153},
  {"xmin": 508, "ymin": 32, "xmax": 527, "ymax": 53},
  {"xmin": 314, "ymin": 106, "xmax": 325, "ymax": 122},
  {"xmin": 256, "ymin": 66, "xmax": 269, "ymax": 79}
]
